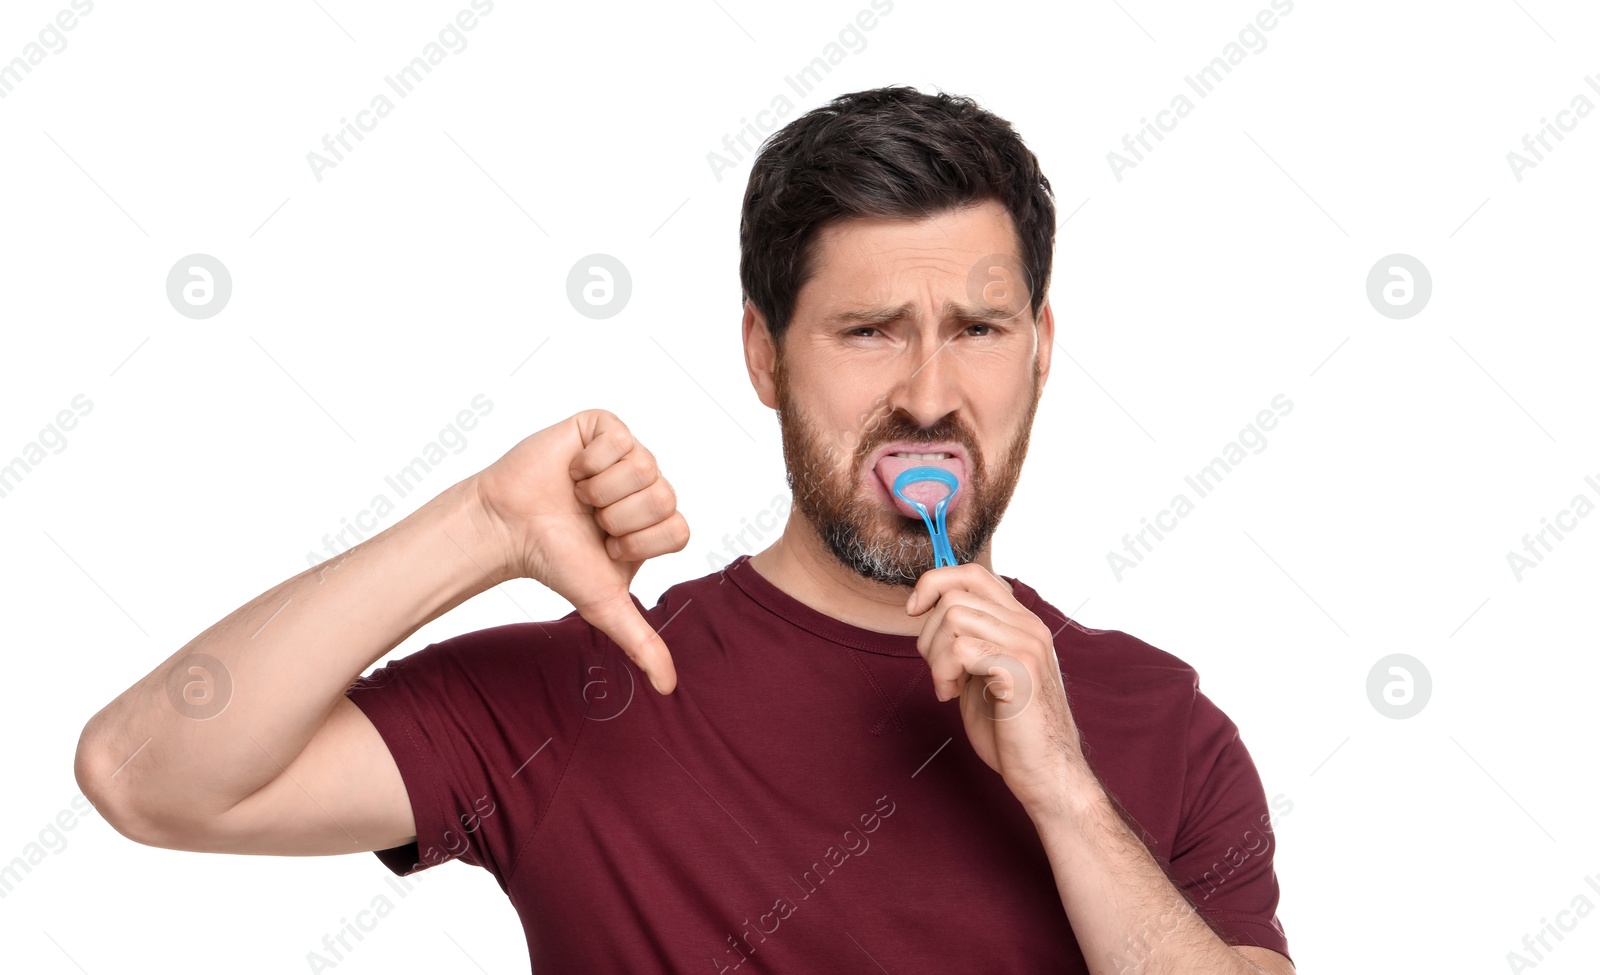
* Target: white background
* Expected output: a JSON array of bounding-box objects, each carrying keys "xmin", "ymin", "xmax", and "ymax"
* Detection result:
[{"xmin": 3, "ymin": 0, "xmax": 1597, "ymax": 972}]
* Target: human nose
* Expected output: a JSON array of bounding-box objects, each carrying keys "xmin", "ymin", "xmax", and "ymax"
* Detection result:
[{"xmin": 888, "ymin": 330, "xmax": 962, "ymax": 430}]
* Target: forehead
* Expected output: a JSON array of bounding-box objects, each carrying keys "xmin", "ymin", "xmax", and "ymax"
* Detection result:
[
  {"xmin": 795, "ymin": 199, "xmax": 1026, "ymax": 324},
  {"xmin": 807, "ymin": 198, "xmax": 1019, "ymax": 269}
]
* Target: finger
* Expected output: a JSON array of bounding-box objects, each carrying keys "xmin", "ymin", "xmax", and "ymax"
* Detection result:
[
  {"xmin": 913, "ymin": 590, "xmax": 1037, "ymax": 653},
  {"xmin": 605, "ymin": 510, "xmax": 691, "ymax": 562},
  {"xmin": 917, "ymin": 599, "xmax": 1050, "ymax": 716},
  {"xmin": 576, "ymin": 442, "xmax": 659, "ymax": 509},
  {"xmin": 569, "ymin": 413, "xmax": 636, "ymax": 483},
  {"xmin": 592, "ymin": 478, "xmax": 677, "ymax": 538},
  {"xmin": 954, "ymin": 637, "xmax": 1031, "ymax": 710},
  {"xmin": 918, "ymin": 601, "xmax": 1024, "ymax": 700},
  {"xmin": 906, "ymin": 563, "xmax": 1019, "ymax": 617},
  {"xmin": 579, "ymin": 592, "xmax": 679, "ymax": 695},
  {"xmin": 969, "ymin": 645, "xmax": 1033, "ymax": 717}
]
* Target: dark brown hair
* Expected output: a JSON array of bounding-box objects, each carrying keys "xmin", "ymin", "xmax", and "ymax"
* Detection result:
[{"xmin": 739, "ymin": 85, "xmax": 1055, "ymax": 352}]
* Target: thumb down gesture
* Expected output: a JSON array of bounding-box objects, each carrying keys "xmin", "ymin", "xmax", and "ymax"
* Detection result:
[{"xmin": 474, "ymin": 409, "xmax": 689, "ymax": 693}]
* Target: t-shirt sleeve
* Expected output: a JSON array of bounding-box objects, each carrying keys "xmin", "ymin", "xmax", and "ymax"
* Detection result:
[
  {"xmin": 343, "ymin": 620, "xmax": 595, "ymax": 885},
  {"xmin": 1167, "ymin": 683, "xmax": 1292, "ymax": 964}
]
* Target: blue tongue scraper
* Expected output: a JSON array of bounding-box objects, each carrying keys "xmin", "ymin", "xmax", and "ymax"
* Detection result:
[{"xmin": 891, "ymin": 466, "xmax": 960, "ymax": 568}]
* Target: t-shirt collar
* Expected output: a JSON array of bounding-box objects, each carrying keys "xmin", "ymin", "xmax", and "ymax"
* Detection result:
[{"xmin": 721, "ymin": 553, "xmax": 1040, "ymax": 658}]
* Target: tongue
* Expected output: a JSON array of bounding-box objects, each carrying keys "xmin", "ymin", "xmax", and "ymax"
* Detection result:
[{"xmin": 875, "ymin": 454, "xmax": 964, "ymax": 512}]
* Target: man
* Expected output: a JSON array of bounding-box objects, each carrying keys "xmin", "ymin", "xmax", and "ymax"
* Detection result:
[{"xmin": 75, "ymin": 86, "xmax": 1293, "ymax": 973}]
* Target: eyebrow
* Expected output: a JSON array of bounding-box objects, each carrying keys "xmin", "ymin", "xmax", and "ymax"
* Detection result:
[{"xmin": 821, "ymin": 299, "xmax": 1019, "ymax": 327}]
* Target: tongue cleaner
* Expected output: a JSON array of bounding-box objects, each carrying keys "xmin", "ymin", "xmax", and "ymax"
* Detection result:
[{"xmin": 891, "ymin": 466, "xmax": 960, "ymax": 568}]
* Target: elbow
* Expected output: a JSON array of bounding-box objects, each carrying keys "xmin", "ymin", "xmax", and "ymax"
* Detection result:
[{"xmin": 73, "ymin": 718, "xmax": 171, "ymax": 849}]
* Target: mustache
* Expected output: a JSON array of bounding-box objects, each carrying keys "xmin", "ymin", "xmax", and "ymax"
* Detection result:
[{"xmin": 861, "ymin": 424, "xmax": 976, "ymax": 458}]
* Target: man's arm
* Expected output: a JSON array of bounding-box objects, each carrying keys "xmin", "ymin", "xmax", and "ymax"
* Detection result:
[
  {"xmin": 74, "ymin": 409, "xmax": 687, "ymax": 856},
  {"xmin": 901, "ymin": 565, "xmax": 1292, "ymax": 975},
  {"xmin": 1030, "ymin": 763, "xmax": 1295, "ymax": 975},
  {"xmin": 72, "ymin": 477, "xmax": 508, "ymax": 854}
]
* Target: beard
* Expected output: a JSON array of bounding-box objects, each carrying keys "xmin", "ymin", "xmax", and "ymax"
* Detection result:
[{"xmin": 772, "ymin": 351, "xmax": 1042, "ymax": 587}]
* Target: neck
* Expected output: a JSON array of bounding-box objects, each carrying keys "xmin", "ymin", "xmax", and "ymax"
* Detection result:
[{"xmin": 746, "ymin": 510, "xmax": 1004, "ymax": 636}]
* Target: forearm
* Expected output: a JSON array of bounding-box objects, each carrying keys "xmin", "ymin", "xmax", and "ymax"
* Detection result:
[
  {"xmin": 1031, "ymin": 763, "xmax": 1264, "ymax": 975},
  {"xmin": 75, "ymin": 477, "xmax": 508, "ymax": 826}
]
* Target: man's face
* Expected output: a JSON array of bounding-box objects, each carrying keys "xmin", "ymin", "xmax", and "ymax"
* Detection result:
[{"xmin": 761, "ymin": 199, "xmax": 1051, "ymax": 587}]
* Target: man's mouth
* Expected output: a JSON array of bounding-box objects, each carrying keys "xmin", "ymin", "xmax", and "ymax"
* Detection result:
[{"xmin": 872, "ymin": 451, "xmax": 967, "ymax": 519}]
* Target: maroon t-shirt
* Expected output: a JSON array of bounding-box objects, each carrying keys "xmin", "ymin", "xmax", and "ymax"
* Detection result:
[{"xmin": 345, "ymin": 554, "xmax": 1290, "ymax": 972}]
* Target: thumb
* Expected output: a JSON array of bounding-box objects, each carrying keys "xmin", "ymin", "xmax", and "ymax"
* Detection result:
[{"xmin": 580, "ymin": 593, "xmax": 677, "ymax": 695}]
